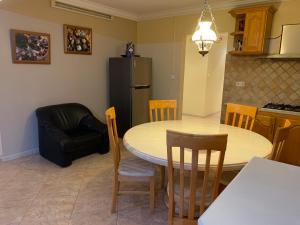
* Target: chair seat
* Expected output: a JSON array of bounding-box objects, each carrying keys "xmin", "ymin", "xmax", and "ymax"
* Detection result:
[
  {"xmin": 173, "ymin": 217, "xmax": 197, "ymax": 225},
  {"xmin": 119, "ymin": 157, "xmax": 155, "ymax": 177}
]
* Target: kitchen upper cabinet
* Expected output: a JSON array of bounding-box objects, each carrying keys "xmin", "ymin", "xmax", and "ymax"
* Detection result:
[
  {"xmin": 229, "ymin": 6, "xmax": 275, "ymax": 55},
  {"xmin": 243, "ymin": 10, "xmax": 266, "ymax": 52}
]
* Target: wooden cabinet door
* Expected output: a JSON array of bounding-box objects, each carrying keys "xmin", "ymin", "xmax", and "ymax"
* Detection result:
[{"xmin": 243, "ymin": 10, "xmax": 266, "ymax": 53}]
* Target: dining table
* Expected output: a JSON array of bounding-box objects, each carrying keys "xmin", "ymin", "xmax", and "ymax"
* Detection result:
[
  {"xmin": 198, "ymin": 157, "xmax": 300, "ymax": 225},
  {"xmin": 123, "ymin": 120, "xmax": 273, "ymax": 171}
]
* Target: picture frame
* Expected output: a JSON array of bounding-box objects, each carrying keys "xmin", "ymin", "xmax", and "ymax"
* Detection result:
[
  {"xmin": 10, "ymin": 29, "xmax": 51, "ymax": 64},
  {"xmin": 63, "ymin": 24, "xmax": 92, "ymax": 55}
]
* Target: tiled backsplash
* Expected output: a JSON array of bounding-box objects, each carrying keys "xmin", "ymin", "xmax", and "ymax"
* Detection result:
[{"xmin": 221, "ymin": 55, "xmax": 300, "ymax": 120}]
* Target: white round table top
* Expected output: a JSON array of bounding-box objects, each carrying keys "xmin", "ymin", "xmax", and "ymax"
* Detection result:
[{"xmin": 123, "ymin": 120, "xmax": 273, "ymax": 171}]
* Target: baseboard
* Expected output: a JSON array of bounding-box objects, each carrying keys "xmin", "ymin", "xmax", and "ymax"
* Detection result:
[{"xmin": 0, "ymin": 147, "xmax": 39, "ymax": 161}]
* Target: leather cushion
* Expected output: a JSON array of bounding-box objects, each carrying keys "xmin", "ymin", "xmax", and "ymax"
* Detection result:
[{"xmin": 60, "ymin": 130, "xmax": 103, "ymax": 153}]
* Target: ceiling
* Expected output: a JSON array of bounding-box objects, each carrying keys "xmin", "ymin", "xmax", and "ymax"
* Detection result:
[{"xmin": 71, "ymin": 0, "xmax": 284, "ymax": 20}]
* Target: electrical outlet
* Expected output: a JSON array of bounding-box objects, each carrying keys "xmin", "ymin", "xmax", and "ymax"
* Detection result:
[
  {"xmin": 236, "ymin": 81, "xmax": 245, "ymax": 87},
  {"xmin": 170, "ymin": 74, "xmax": 176, "ymax": 80}
]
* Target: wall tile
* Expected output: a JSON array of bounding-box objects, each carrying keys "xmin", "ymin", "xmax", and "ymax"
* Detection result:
[{"xmin": 221, "ymin": 55, "xmax": 300, "ymax": 120}]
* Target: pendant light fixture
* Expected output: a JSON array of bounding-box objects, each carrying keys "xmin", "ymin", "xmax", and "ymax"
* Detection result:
[{"xmin": 192, "ymin": 0, "xmax": 218, "ymax": 56}]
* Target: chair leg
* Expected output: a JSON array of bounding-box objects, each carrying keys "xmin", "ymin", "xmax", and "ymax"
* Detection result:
[
  {"xmin": 111, "ymin": 175, "xmax": 119, "ymax": 213},
  {"xmin": 149, "ymin": 176, "xmax": 155, "ymax": 213},
  {"xmin": 168, "ymin": 201, "xmax": 175, "ymax": 225},
  {"xmin": 159, "ymin": 166, "xmax": 165, "ymax": 189}
]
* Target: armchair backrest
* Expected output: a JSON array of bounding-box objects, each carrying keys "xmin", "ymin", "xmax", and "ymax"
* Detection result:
[{"xmin": 36, "ymin": 103, "xmax": 92, "ymax": 131}]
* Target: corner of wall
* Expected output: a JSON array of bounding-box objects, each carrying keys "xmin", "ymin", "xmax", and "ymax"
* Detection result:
[{"xmin": 0, "ymin": 132, "xmax": 3, "ymax": 157}]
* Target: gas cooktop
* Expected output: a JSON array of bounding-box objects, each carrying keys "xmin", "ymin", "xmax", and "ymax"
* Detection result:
[{"xmin": 263, "ymin": 103, "xmax": 300, "ymax": 112}]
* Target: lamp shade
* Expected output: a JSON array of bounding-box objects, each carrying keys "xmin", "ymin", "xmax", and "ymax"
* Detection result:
[{"xmin": 192, "ymin": 21, "xmax": 217, "ymax": 56}]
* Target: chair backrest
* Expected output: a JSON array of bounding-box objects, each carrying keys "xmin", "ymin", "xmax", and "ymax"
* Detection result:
[
  {"xmin": 276, "ymin": 125, "xmax": 300, "ymax": 166},
  {"xmin": 225, "ymin": 103, "xmax": 258, "ymax": 130},
  {"xmin": 36, "ymin": 103, "xmax": 92, "ymax": 131},
  {"xmin": 253, "ymin": 115, "xmax": 276, "ymax": 142},
  {"xmin": 166, "ymin": 130, "xmax": 228, "ymax": 221},
  {"xmin": 149, "ymin": 100, "xmax": 177, "ymax": 122},
  {"xmin": 105, "ymin": 107, "xmax": 120, "ymax": 173},
  {"xmin": 270, "ymin": 120, "xmax": 291, "ymax": 161}
]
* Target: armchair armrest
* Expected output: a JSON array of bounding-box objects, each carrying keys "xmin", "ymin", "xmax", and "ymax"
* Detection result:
[
  {"xmin": 39, "ymin": 120, "xmax": 72, "ymax": 148},
  {"xmin": 79, "ymin": 115, "xmax": 107, "ymax": 134}
]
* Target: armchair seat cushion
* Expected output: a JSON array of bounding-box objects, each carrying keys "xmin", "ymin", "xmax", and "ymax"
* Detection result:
[{"xmin": 61, "ymin": 130, "xmax": 103, "ymax": 153}]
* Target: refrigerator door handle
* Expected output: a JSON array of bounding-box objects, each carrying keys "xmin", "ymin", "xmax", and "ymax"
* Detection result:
[{"xmin": 132, "ymin": 85, "xmax": 151, "ymax": 89}]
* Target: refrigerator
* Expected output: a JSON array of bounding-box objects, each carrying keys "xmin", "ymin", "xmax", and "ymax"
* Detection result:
[{"xmin": 109, "ymin": 57, "xmax": 152, "ymax": 137}]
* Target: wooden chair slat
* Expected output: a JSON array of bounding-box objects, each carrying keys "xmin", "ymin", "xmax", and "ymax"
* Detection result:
[
  {"xmin": 188, "ymin": 150, "xmax": 198, "ymax": 220},
  {"xmin": 238, "ymin": 114, "xmax": 244, "ymax": 128},
  {"xmin": 161, "ymin": 108, "xmax": 165, "ymax": 121},
  {"xmin": 155, "ymin": 109, "xmax": 158, "ymax": 121},
  {"xmin": 167, "ymin": 108, "xmax": 171, "ymax": 120},
  {"xmin": 179, "ymin": 147, "xmax": 185, "ymax": 218},
  {"xmin": 244, "ymin": 115, "xmax": 250, "ymax": 129},
  {"xmin": 232, "ymin": 113, "xmax": 237, "ymax": 126},
  {"xmin": 200, "ymin": 149, "xmax": 211, "ymax": 214},
  {"xmin": 167, "ymin": 144, "xmax": 175, "ymax": 225}
]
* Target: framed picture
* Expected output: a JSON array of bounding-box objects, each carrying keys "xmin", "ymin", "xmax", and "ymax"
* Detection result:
[
  {"xmin": 10, "ymin": 29, "xmax": 51, "ymax": 64},
  {"xmin": 63, "ymin": 24, "xmax": 92, "ymax": 55}
]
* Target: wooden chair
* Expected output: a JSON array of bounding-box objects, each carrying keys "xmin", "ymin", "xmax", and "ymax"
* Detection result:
[
  {"xmin": 270, "ymin": 122, "xmax": 291, "ymax": 161},
  {"xmin": 105, "ymin": 107, "xmax": 155, "ymax": 213},
  {"xmin": 149, "ymin": 99, "xmax": 177, "ymax": 189},
  {"xmin": 149, "ymin": 100, "xmax": 177, "ymax": 122},
  {"xmin": 225, "ymin": 103, "xmax": 258, "ymax": 130},
  {"xmin": 253, "ymin": 115, "xmax": 276, "ymax": 142},
  {"xmin": 221, "ymin": 103, "xmax": 257, "ymax": 186},
  {"xmin": 166, "ymin": 130, "xmax": 228, "ymax": 225},
  {"xmin": 275, "ymin": 124, "xmax": 300, "ymax": 166}
]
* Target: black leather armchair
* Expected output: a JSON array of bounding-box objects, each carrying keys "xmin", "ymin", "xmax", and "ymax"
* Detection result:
[{"xmin": 36, "ymin": 103, "xmax": 109, "ymax": 167}]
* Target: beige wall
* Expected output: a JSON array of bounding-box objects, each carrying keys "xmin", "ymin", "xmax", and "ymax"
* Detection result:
[
  {"xmin": 0, "ymin": 0, "xmax": 136, "ymax": 159},
  {"xmin": 136, "ymin": 0, "xmax": 300, "ymax": 115},
  {"xmin": 1, "ymin": 0, "xmax": 136, "ymax": 41}
]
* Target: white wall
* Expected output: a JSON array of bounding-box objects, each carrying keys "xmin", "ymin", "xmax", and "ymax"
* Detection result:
[
  {"xmin": 182, "ymin": 34, "xmax": 228, "ymax": 117},
  {"xmin": 0, "ymin": 9, "xmax": 125, "ymax": 160},
  {"xmin": 205, "ymin": 33, "xmax": 228, "ymax": 114},
  {"xmin": 182, "ymin": 36, "xmax": 208, "ymax": 116}
]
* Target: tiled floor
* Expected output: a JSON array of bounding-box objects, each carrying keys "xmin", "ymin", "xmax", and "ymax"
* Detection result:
[
  {"xmin": 0, "ymin": 149, "xmax": 168, "ymax": 225},
  {"xmin": 0, "ymin": 113, "xmax": 221, "ymax": 225}
]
